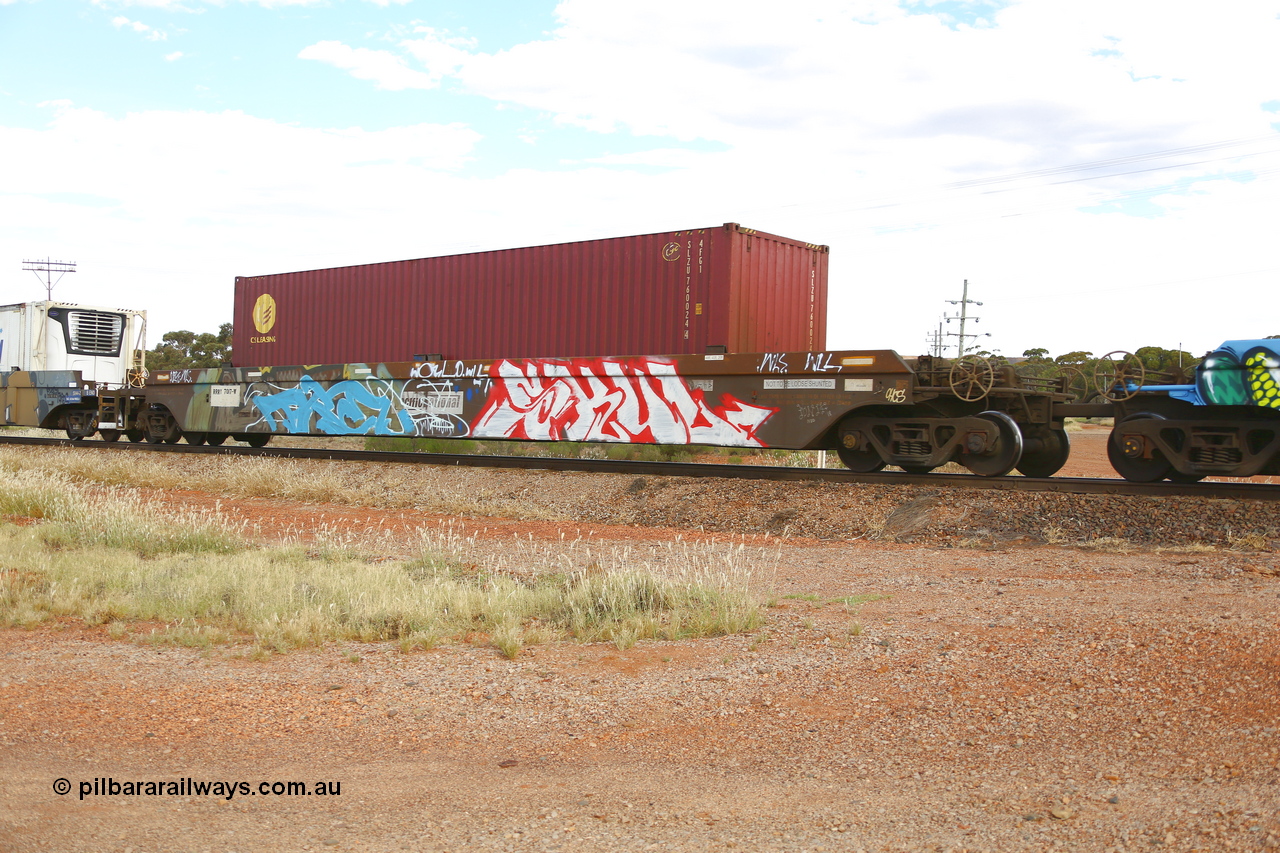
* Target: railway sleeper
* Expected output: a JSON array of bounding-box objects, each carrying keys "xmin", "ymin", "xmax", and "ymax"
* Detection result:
[
  {"xmin": 1109, "ymin": 416, "xmax": 1280, "ymax": 480},
  {"xmin": 837, "ymin": 411, "xmax": 1024, "ymax": 477}
]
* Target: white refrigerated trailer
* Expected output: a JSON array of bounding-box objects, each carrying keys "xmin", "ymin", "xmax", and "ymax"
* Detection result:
[{"xmin": 0, "ymin": 301, "xmax": 147, "ymax": 437}]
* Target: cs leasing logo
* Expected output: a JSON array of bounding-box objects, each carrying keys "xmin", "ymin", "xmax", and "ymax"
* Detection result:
[
  {"xmin": 251, "ymin": 294, "xmax": 277, "ymax": 343},
  {"xmin": 662, "ymin": 242, "xmax": 681, "ymax": 262}
]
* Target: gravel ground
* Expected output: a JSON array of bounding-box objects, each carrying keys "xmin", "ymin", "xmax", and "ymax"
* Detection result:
[{"xmin": 1, "ymin": 438, "xmax": 1278, "ymax": 852}]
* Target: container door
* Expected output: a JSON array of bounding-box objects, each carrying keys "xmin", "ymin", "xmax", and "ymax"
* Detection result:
[{"xmin": 661, "ymin": 228, "xmax": 715, "ymax": 353}]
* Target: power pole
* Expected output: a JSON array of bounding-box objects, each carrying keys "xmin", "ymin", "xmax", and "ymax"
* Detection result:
[
  {"xmin": 22, "ymin": 258, "xmax": 76, "ymax": 301},
  {"xmin": 944, "ymin": 279, "xmax": 989, "ymax": 357},
  {"xmin": 926, "ymin": 320, "xmax": 945, "ymax": 357}
]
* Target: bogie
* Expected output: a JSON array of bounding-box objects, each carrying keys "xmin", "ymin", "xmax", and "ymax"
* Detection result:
[
  {"xmin": 836, "ymin": 410, "xmax": 1028, "ymax": 477},
  {"xmin": 1107, "ymin": 411, "xmax": 1280, "ymax": 481},
  {"xmin": 143, "ymin": 409, "xmax": 182, "ymax": 445}
]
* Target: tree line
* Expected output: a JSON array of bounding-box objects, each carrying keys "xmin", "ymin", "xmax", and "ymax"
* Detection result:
[
  {"xmin": 1013, "ymin": 345, "xmax": 1197, "ymax": 380},
  {"xmin": 145, "ymin": 324, "xmax": 233, "ymax": 370}
]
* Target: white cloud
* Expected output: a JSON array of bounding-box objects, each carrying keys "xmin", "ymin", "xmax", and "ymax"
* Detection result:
[
  {"xmin": 392, "ymin": 0, "xmax": 1277, "ymax": 164},
  {"xmin": 0, "ymin": 102, "xmax": 485, "ymax": 333},
  {"xmin": 298, "ymin": 40, "xmax": 440, "ymax": 90},
  {"xmin": 343, "ymin": 0, "xmax": 1280, "ymax": 357},
  {"xmin": 576, "ymin": 149, "xmax": 718, "ymax": 169},
  {"xmin": 399, "ymin": 27, "xmax": 476, "ymax": 83},
  {"xmin": 164, "ymin": 51, "xmax": 184, "ymax": 61},
  {"xmin": 111, "ymin": 15, "xmax": 167, "ymax": 41}
]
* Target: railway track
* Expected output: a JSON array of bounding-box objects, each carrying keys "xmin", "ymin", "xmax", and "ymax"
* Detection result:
[{"xmin": 3, "ymin": 435, "xmax": 1278, "ymax": 502}]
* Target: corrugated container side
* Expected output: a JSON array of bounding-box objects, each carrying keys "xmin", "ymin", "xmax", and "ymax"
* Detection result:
[
  {"xmin": 233, "ymin": 223, "xmax": 827, "ymax": 366},
  {"xmin": 723, "ymin": 227, "xmax": 828, "ymax": 353}
]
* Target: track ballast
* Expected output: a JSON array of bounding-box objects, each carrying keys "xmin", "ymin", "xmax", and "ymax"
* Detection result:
[{"xmin": 2, "ymin": 435, "xmax": 1277, "ymax": 502}]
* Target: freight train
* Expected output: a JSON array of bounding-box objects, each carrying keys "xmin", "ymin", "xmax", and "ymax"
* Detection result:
[
  {"xmin": 4, "ymin": 335, "xmax": 1279, "ymax": 482},
  {"xmin": 1, "ymin": 222, "xmax": 1276, "ymax": 482}
]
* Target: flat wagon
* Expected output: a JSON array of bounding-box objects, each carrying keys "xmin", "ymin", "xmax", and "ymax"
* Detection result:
[{"xmin": 126, "ymin": 349, "xmax": 1074, "ymax": 478}]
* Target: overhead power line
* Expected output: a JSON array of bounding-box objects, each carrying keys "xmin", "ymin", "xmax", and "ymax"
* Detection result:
[
  {"xmin": 945, "ymin": 132, "xmax": 1280, "ymax": 190},
  {"xmin": 22, "ymin": 258, "xmax": 76, "ymax": 300}
]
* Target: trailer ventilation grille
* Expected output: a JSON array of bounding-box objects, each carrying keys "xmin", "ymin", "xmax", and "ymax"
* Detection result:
[{"xmin": 68, "ymin": 311, "xmax": 125, "ymax": 355}]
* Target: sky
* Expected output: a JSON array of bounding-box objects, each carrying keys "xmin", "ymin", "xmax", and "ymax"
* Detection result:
[{"xmin": 1, "ymin": 0, "xmax": 1278, "ymax": 361}]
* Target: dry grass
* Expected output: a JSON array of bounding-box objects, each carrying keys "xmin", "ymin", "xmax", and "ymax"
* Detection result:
[
  {"xmin": 0, "ymin": 468, "xmax": 243, "ymax": 556},
  {"xmin": 0, "ymin": 446, "xmax": 571, "ymax": 522},
  {"xmin": 1227, "ymin": 531, "xmax": 1271, "ymax": 551},
  {"xmin": 1076, "ymin": 536, "xmax": 1135, "ymax": 552},
  {"xmin": 1041, "ymin": 525, "xmax": 1069, "ymax": 545},
  {"xmin": 0, "ymin": 465, "xmax": 772, "ymax": 656},
  {"xmin": 0, "ymin": 446, "xmax": 355, "ymax": 505}
]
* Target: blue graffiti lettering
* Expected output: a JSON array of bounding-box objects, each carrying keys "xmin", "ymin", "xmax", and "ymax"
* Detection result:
[{"xmin": 250, "ymin": 376, "xmax": 416, "ymax": 435}]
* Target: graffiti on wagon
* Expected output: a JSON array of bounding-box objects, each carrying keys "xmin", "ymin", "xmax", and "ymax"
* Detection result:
[
  {"xmin": 244, "ymin": 356, "xmax": 777, "ymax": 445},
  {"xmin": 248, "ymin": 376, "xmax": 417, "ymax": 435},
  {"xmin": 471, "ymin": 357, "xmax": 777, "ymax": 446}
]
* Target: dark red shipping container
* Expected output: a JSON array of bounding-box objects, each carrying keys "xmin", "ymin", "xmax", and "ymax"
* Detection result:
[{"xmin": 232, "ymin": 222, "xmax": 828, "ymax": 367}]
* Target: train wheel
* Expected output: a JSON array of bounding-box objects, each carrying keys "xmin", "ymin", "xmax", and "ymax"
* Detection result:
[
  {"xmin": 1106, "ymin": 414, "xmax": 1171, "ymax": 482},
  {"xmin": 242, "ymin": 433, "xmax": 271, "ymax": 448},
  {"xmin": 964, "ymin": 411, "xmax": 1024, "ymax": 477},
  {"xmin": 205, "ymin": 433, "xmax": 229, "ymax": 446},
  {"xmin": 99, "ymin": 430, "xmax": 121, "ymax": 443},
  {"xmin": 125, "ymin": 429, "xmax": 145, "ymax": 443},
  {"xmin": 1015, "ymin": 428, "xmax": 1070, "ymax": 478},
  {"xmin": 836, "ymin": 444, "xmax": 886, "ymax": 473},
  {"xmin": 185, "ymin": 432, "xmax": 208, "ymax": 446}
]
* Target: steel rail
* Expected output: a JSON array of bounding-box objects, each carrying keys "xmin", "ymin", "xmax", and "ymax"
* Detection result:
[{"xmin": 2, "ymin": 435, "xmax": 1277, "ymax": 501}]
